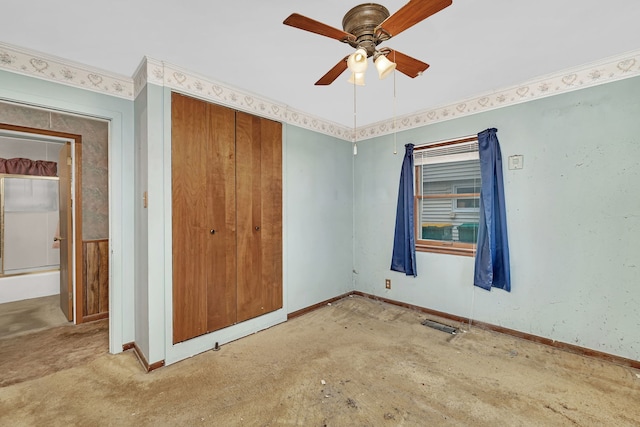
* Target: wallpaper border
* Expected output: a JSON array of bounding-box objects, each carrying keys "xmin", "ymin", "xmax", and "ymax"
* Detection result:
[
  {"xmin": 0, "ymin": 41, "xmax": 134, "ymax": 99},
  {"xmin": 358, "ymin": 50, "xmax": 640, "ymax": 140},
  {"xmin": 2, "ymin": 41, "xmax": 639, "ymax": 142}
]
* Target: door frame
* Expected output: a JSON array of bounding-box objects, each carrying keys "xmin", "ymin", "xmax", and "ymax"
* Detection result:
[
  {"xmin": 0, "ymin": 123, "xmax": 83, "ymax": 323},
  {"xmin": 58, "ymin": 141, "xmax": 73, "ymax": 320}
]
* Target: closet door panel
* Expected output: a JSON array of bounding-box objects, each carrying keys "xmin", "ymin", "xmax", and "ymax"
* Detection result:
[
  {"xmin": 206, "ymin": 104, "xmax": 238, "ymax": 332},
  {"xmin": 236, "ymin": 113, "xmax": 282, "ymax": 322},
  {"xmin": 172, "ymin": 93, "xmax": 208, "ymax": 343},
  {"xmin": 259, "ymin": 118, "xmax": 283, "ymax": 314},
  {"xmin": 236, "ymin": 112, "xmax": 263, "ymax": 322}
]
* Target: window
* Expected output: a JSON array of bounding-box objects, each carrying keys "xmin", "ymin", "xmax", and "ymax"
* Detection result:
[
  {"xmin": 414, "ymin": 138, "xmax": 481, "ymax": 256},
  {"xmin": 453, "ymin": 183, "xmax": 481, "ymax": 211}
]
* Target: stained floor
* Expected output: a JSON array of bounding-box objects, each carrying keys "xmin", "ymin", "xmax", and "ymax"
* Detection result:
[
  {"xmin": 0, "ymin": 295, "xmax": 69, "ymax": 339},
  {"xmin": 1, "ymin": 296, "xmax": 639, "ymax": 426}
]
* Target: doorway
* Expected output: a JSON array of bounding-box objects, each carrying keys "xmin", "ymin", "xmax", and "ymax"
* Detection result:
[
  {"xmin": 0, "ymin": 119, "xmax": 109, "ymax": 327},
  {"xmin": 0, "ymin": 125, "xmax": 79, "ymax": 324}
]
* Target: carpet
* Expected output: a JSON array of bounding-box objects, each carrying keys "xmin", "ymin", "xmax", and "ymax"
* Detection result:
[
  {"xmin": 1, "ymin": 296, "xmax": 639, "ymax": 426},
  {"xmin": 0, "ymin": 318, "xmax": 108, "ymax": 387}
]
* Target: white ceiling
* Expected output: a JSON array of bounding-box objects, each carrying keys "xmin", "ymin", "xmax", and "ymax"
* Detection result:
[{"xmin": 1, "ymin": 0, "xmax": 639, "ymax": 128}]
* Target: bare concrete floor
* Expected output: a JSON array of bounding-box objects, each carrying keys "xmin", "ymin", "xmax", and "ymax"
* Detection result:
[{"xmin": 1, "ymin": 295, "xmax": 639, "ymax": 426}]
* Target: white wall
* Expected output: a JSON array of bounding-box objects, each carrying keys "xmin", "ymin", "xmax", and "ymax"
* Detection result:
[{"xmin": 354, "ymin": 76, "xmax": 640, "ymax": 361}]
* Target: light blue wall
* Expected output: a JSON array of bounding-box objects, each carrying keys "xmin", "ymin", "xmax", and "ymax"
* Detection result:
[
  {"xmin": 285, "ymin": 125, "xmax": 354, "ymax": 312},
  {"xmin": 4, "ymin": 65, "xmax": 638, "ymax": 363},
  {"xmin": 354, "ymin": 76, "xmax": 640, "ymax": 361},
  {"xmin": 0, "ymin": 70, "xmax": 136, "ymax": 352},
  {"xmin": 143, "ymin": 83, "xmax": 167, "ymax": 363},
  {"xmin": 133, "ymin": 85, "xmax": 150, "ymax": 359}
]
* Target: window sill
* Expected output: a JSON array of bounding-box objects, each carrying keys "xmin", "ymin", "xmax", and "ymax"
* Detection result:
[{"xmin": 416, "ymin": 240, "xmax": 476, "ymax": 257}]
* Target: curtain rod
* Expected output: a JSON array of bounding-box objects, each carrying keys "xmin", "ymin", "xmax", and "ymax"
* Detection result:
[{"xmin": 413, "ymin": 133, "xmax": 478, "ymax": 151}]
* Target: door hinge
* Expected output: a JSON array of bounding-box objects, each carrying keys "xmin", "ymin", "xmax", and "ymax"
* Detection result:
[{"xmin": 67, "ymin": 156, "xmax": 72, "ymax": 166}]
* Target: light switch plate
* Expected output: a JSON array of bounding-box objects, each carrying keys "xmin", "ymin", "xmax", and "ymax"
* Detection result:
[{"xmin": 508, "ymin": 155, "xmax": 524, "ymax": 170}]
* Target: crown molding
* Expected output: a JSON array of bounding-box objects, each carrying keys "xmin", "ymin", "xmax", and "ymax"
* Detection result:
[
  {"xmin": 2, "ymin": 41, "xmax": 639, "ymax": 142},
  {"xmin": 0, "ymin": 41, "xmax": 134, "ymax": 99},
  {"xmin": 359, "ymin": 49, "xmax": 640, "ymax": 140}
]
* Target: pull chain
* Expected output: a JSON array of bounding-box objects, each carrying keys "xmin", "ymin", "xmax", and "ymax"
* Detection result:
[
  {"xmin": 353, "ymin": 78, "xmax": 358, "ymax": 156},
  {"xmin": 393, "ymin": 51, "xmax": 397, "ymax": 155}
]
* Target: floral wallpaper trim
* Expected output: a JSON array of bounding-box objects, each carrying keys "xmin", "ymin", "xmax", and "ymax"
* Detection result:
[
  {"xmin": 2, "ymin": 41, "xmax": 639, "ymax": 142},
  {"xmin": 134, "ymin": 57, "xmax": 351, "ymax": 140},
  {"xmin": 132, "ymin": 57, "xmax": 164, "ymax": 98},
  {"xmin": 0, "ymin": 41, "xmax": 134, "ymax": 99},
  {"xmin": 126, "ymin": 50, "xmax": 640, "ymax": 142},
  {"xmin": 358, "ymin": 50, "xmax": 640, "ymax": 140}
]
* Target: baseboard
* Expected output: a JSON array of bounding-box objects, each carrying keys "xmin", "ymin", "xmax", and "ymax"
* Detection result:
[
  {"xmin": 287, "ymin": 292, "xmax": 353, "ymax": 320},
  {"xmin": 80, "ymin": 312, "xmax": 108, "ymax": 323},
  {"xmin": 122, "ymin": 341, "xmax": 165, "ymax": 372},
  {"xmin": 119, "ymin": 291, "xmax": 639, "ymax": 372},
  {"xmin": 352, "ymin": 291, "xmax": 640, "ymax": 370}
]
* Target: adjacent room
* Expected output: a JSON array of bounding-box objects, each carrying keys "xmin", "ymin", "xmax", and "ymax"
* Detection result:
[{"xmin": 0, "ymin": 0, "xmax": 639, "ymax": 425}]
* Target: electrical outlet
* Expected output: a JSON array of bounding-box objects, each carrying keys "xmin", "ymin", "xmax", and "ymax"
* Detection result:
[{"xmin": 385, "ymin": 279, "xmax": 391, "ymax": 289}]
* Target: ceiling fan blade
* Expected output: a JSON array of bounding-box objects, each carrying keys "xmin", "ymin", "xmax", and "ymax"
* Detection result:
[
  {"xmin": 315, "ymin": 56, "xmax": 350, "ymax": 85},
  {"xmin": 385, "ymin": 49, "xmax": 430, "ymax": 78},
  {"xmin": 376, "ymin": 0, "xmax": 452, "ymax": 39},
  {"xmin": 284, "ymin": 13, "xmax": 356, "ymax": 43}
]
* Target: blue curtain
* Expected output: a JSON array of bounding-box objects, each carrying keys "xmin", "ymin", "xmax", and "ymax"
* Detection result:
[
  {"xmin": 474, "ymin": 128, "xmax": 511, "ymax": 291},
  {"xmin": 391, "ymin": 144, "xmax": 417, "ymax": 276}
]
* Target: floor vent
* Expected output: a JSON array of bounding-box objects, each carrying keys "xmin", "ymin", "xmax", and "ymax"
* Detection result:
[{"xmin": 421, "ymin": 319, "xmax": 457, "ymax": 335}]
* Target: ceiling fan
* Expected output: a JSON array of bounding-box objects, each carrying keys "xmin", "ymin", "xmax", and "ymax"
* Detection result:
[{"xmin": 283, "ymin": 0, "xmax": 453, "ymax": 86}]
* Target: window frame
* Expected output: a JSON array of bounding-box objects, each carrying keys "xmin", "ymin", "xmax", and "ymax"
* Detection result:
[
  {"xmin": 414, "ymin": 137, "xmax": 480, "ymax": 257},
  {"xmin": 452, "ymin": 183, "xmax": 481, "ymax": 212}
]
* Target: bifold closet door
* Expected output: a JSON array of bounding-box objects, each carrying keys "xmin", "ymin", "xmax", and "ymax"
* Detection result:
[
  {"xmin": 172, "ymin": 93, "xmax": 282, "ymax": 344},
  {"xmin": 205, "ymin": 103, "xmax": 238, "ymax": 333},
  {"xmin": 172, "ymin": 93, "xmax": 209, "ymax": 343},
  {"xmin": 172, "ymin": 93, "xmax": 237, "ymax": 343},
  {"xmin": 235, "ymin": 112, "xmax": 283, "ymax": 322}
]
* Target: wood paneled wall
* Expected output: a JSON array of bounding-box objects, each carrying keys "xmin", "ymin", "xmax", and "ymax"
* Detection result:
[{"xmin": 82, "ymin": 239, "xmax": 109, "ymax": 321}]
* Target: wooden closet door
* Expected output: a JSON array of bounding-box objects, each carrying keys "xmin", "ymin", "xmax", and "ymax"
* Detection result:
[
  {"xmin": 206, "ymin": 103, "xmax": 238, "ymax": 332},
  {"xmin": 235, "ymin": 112, "xmax": 283, "ymax": 322},
  {"xmin": 172, "ymin": 93, "xmax": 209, "ymax": 343},
  {"xmin": 172, "ymin": 94, "xmax": 282, "ymax": 342}
]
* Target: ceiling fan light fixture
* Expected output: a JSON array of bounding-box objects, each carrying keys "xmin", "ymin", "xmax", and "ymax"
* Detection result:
[
  {"xmin": 347, "ymin": 48, "xmax": 368, "ymax": 73},
  {"xmin": 348, "ymin": 72, "xmax": 366, "ymax": 86},
  {"xmin": 284, "ymin": 1, "xmax": 452, "ymax": 85},
  {"xmin": 375, "ymin": 54, "xmax": 396, "ymax": 80}
]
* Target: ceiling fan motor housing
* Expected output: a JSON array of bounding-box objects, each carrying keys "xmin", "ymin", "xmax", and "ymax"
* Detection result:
[{"xmin": 342, "ymin": 3, "xmax": 390, "ymax": 57}]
